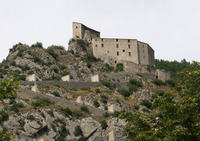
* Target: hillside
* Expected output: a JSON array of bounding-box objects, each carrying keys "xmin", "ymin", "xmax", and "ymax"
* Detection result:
[{"xmin": 0, "ymin": 42, "xmax": 171, "ymax": 141}]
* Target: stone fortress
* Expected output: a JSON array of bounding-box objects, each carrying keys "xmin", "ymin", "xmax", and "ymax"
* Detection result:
[
  {"xmin": 72, "ymin": 22, "xmax": 154, "ymax": 66},
  {"xmin": 71, "ymin": 22, "xmax": 170, "ymax": 81}
]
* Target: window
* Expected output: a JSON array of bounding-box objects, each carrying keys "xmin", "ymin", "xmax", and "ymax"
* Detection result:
[
  {"xmin": 129, "ymin": 52, "xmax": 131, "ymax": 56},
  {"xmin": 128, "ymin": 44, "xmax": 130, "ymax": 48},
  {"xmin": 95, "ymin": 39, "xmax": 97, "ymax": 41},
  {"xmin": 107, "ymin": 51, "xmax": 109, "ymax": 53},
  {"xmin": 95, "ymin": 44, "xmax": 97, "ymax": 47},
  {"xmin": 101, "ymin": 44, "xmax": 104, "ymax": 47},
  {"xmin": 116, "ymin": 44, "xmax": 119, "ymax": 48},
  {"xmin": 97, "ymin": 35, "xmax": 99, "ymax": 37},
  {"xmin": 116, "ymin": 39, "xmax": 118, "ymax": 42},
  {"xmin": 117, "ymin": 52, "xmax": 119, "ymax": 56},
  {"xmin": 101, "ymin": 39, "xmax": 103, "ymax": 41},
  {"xmin": 128, "ymin": 39, "xmax": 130, "ymax": 42},
  {"xmin": 76, "ymin": 26, "xmax": 78, "ymax": 29},
  {"xmin": 115, "ymin": 61, "xmax": 117, "ymax": 64},
  {"xmin": 123, "ymin": 49, "xmax": 125, "ymax": 52}
]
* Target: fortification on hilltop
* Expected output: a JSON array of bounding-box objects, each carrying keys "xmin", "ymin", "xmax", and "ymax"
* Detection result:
[{"xmin": 72, "ymin": 22, "xmax": 155, "ymax": 67}]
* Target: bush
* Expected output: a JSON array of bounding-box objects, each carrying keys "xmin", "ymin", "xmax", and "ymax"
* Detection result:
[
  {"xmin": 156, "ymin": 90, "xmax": 165, "ymax": 96},
  {"xmin": 51, "ymin": 66, "xmax": 59, "ymax": 73},
  {"xmin": 95, "ymin": 88, "xmax": 100, "ymax": 93},
  {"xmin": 100, "ymin": 99, "xmax": 108, "ymax": 104},
  {"xmin": 73, "ymin": 110, "xmax": 83, "ymax": 118},
  {"xmin": 10, "ymin": 102, "xmax": 24, "ymax": 112},
  {"xmin": 103, "ymin": 112, "xmax": 110, "ymax": 118},
  {"xmin": 152, "ymin": 79, "xmax": 165, "ymax": 86},
  {"xmin": 52, "ymin": 91, "xmax": 60, "ymax": 97},
  {"xmin": 0, "ymin": 111, "xmax": 8, "ymax": 122},
  {"xmin": 134, "ymin": 105, "xmax": 139, "ymax": 110},
  {"xmin": 100, "ymin": 95, "xmax": 108, "ymax": 100},
  {"xmin": 74, "ymin": 125, "xmax": 83, "ymax": 136},
  {"xmin": 61, "ymin": 107, "xmax": 72, "ymax": 117},
  {"xmin": 101, "ymin": 80, "xmax": 115, "ymax": 89},
  {"xmin": 27, "ymin": 115, "xmax": 35, "ymax": 121},
  {"xmin": 80, "ymin": 105, "xmax": 89, "ymax": 113},
  {"xmin": 33, "ymin": 56, "xmax": 42, "ymax": 63},
  {"xmin": 129, "ymin": 79, "xmax": 143, "ymax": 87},
  {"xmin": 166, "ymin": 79, "xmax": 176, "ymax": 87},
  {"xmin": 46, "ymin": 48, "xmax": 59, "ymax": 61},
  {"xmin": 10, "ymin": 61, "xmax": 16, "ymax": 66},
  {"xmin": 100, "ymin": 64, "xmax": 114, "ymax": 72},
  {"xmin": 101, "ymin": 119, "xmax": 108, "ymax": 129},
  {"xmin": 113, "ymin": 111, "xmax": 121, "ymax": 117},
  {"xmin": 118, "ymin": 89, "xmax": 131, "ymax": 97},
  {"xmin": 31, "ymin": 42, "xmax": 43, "ymax": 48},
  {"xmin": 141, "ymin": 100, "xmax": 152, "ymax": 109},
  {"xmin": 47, "ymin": 110, "xmax": 54, "ymax": 117},
  {"xmin": 32, "ymin": 97, "xmax": 54, "ymax": 108},
  {"xmin": 94, "ymin": 100, "xmax": 100, "ymax": 107},
  {"xmin": 116, "ymin": 63, "xmax": 123, "ymax": 72}
]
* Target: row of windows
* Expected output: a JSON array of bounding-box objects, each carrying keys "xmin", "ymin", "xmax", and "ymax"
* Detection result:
[
  {"xmin": 100, "ymin": 44, "xmax": 131, "ymax": 48},
  {"xmin": 101, "ymin": 39, "xmax": 131, "ymax": 42},
  {"xmin": 116, "ymin": 51, "xmax": 131, "ymax": 56}
]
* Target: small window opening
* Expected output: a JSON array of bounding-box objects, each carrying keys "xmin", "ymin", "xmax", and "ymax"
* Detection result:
[
  {"xmin": 116, "ymin": 44, "xmax": 119, "ymax": 48},
  {"xmin": 123, "ymin": 49, "xmax": 125, "ymax": 52},
  {"xmin": 76, "ymin": 26, "xmax": 78, "ymax": 29},
  {"xmin": 95, "ymin": 39, "xmax": 97, "ymax": 41},
  {"xmin": 116, "ymin": 39, "xmax": 118, "ymax": 42},
  {"xmin": 128, "ymin": 44, "xmax": 130, "ymax": 48},
  {"xmin": 107, "ymin": 51, "xmax": 109, "ymax": 53},
  {"xmin": 97, "ymin": 35, "xmax": 99, "ymax": 37},
  {"xmin": 115, "ymin": 61, "xmax": 117, "ymax": 64},
  {"xmin": 117, "ymin": 52, "xmax": 119, "ymax": 56},
  {"xmin": 95, "ymin": 44, "xmax": 97, "ymax": 47},
  {"xmin": 129, "ymin": 52, "xmax": 131, "ymax": 56},
  {"xmin": 101, "ymin": 39, "xmax": 103, "ymax": 41},
  {"xmin": 128, "ymin": 39, "xmax": 130, "ymax": 42},
  {"xmin": 101, "ymin": 44, "xmax": 104, "ymax": 47}
]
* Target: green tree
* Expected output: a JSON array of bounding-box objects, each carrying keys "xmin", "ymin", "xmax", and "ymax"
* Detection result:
[{"xmin": 120, "ymin": 61, "xmax": 200, "ymax": 141}]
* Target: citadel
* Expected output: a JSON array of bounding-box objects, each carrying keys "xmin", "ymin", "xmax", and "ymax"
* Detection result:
[{"xmin": 70, "ymin": 22, "xmax": 169, "ymax": 81}]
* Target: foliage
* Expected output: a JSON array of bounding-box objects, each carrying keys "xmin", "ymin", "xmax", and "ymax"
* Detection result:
[
  {"xmin": 156, "ymin": 90, "xmax": 165, "ymax": 96},
  {"xmin": 118, "ymin": 89, "xmax": 131, "ymax": 97},
  {"xmin": 116, "ymin": 63, "xmax": 124, "ymax": 72},
  {"xmin": 51, "ymin": 91, "xmax": 60, "ymax": 97},
  {"xmin": 93, "ymin": 100, "xmax": 100, "ymax": 107},
  {"xmin": 0, "ymin": 111, "xmax": 8, "ymax": 122},
  {"xmin": 10, "ymin": 102, "xmax": 24, "ymax": 113},
  {"xmin": 80, "ymin": 105, "xmax": 89, "ymax": 113},
  {"xmin": 32, "ymin": 97, "xmax": 54, "ymax": 108},
  {"xmin": 60, "ymin": 107, "xmax": 72, "ymax": 117},
  {"xmin": 129, "ymin": 79, "xmax": 143, "ymax": 87},
  {"xmin": 51, "ymin": 66, "xmax": 59, "ymax": 73},
  {"xmin": 100, "ymin": 64, "xmax": 114, "ymax": 72},
  {"xmin": 33, "ymin": 55, "xmax": 42, "ymax": 63},
  {"xmin": 31, "ymin": 42, "xmax": 43, "ymax": 48},
  {"xmin": 151, "ymin": 79, "xmax": 165, "ymax": 86},
  {"xmin": 27, "ymin": 115, "xmax": 35, "ymax": 121},
  {"xmin": 95, "ymin": 88, "xmax": 100, "ymax": 93},
  {"xmin": 11, "ymin": 42, "xmax": 23, "ymax": 52},
  {"xmin": 0, "ymin": 129, "xmax": 15, "ymax": 141},
  {"xmin": 46, "ymin": 48, "xmax": 59, "ymax": 61},
  {"xmin": 101, "ymin": 79, "xmax": 116, "ymax": 89},
  {"xmin": 0, "ymin": 75, "xmax": 20, "ymax": 99},
  {"xmin": 74, "ymin": 125, "xmax": 83, "ymax": 136},
  {"xmin": 140, "ymin": 100, "xmax": 152, "ymax": 109},
  {"xmin": 120, "ymin": 61, "xmax": 200, "ymax": 141},
  {"xmin": 155, "ymin": 59, "xmax": 190, "ymax": 79},
  {"xmin": 101, "ymin": 119, "xmax": 108, "ymax": 129}
]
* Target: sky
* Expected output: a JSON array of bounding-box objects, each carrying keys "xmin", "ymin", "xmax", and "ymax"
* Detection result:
[{"xmin": 0, "ymin": 0, "xmax": 200, "ymax": 62}]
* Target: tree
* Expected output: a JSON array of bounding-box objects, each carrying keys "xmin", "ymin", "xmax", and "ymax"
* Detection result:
[
  {"xmin": 120, "ymin": 61, "xmax": 200, "ymax": 141},
  {"xmin": 0, "ymin": 75, "xmax": 20, "ymax": 140}
]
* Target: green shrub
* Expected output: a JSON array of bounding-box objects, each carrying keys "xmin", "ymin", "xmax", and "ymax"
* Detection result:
[
  {"xmin": 47, "ymin": 110, "xmax": 54, "ymax": 117},
  {"xmin": 81, "ymin": 87, "xmax": 91, "ymax": 91},
  {"xmin": 80, "ymin": 105, "xmax": 89, "ymax": 113},
  {"xmin": 56, "ymin": 125, "xmax": 70, "ymax": 140},
  {"xmin": 113, "ymin": 111, "xmax": 121, "ymax": 117},
  {"xmin": 52, "ymin": 91, "xmax": 60, "ymax": 97},
  {"xmin": 129, "ymin": 79, "xmax": 143, "ymax": 87},
  {"xmin": 94, "ymin": 100, "xmax": 100, "ymax": 107},
  {"xmin": 0, "ymin": 111, "xmax": 8, "ymax": 122},
  {"xmin": 12, "ymin": 42, "xmax": 23, "ymax": 51},
  {"xmin": 100, "ymin": 99, "xmax": 107, "ymax": 104},
  {"xmin": 166, "ymin": 79, "xmax": 176, "ymax": 87},
  {"xmin": 31, "ymin": 42, "xmax": 43, "ymax": 48},
  {"xmin": 101, "ymin": 80, "xmax": 115, "ymax": 89},
  {"xmin": 32, "ymin": 97, "xmax": 54, "ymax": 108},
  {"xmin": 134, "ymin": 105, "xmax": 139, "ymax": 110},
  {"xmin": 152, "ymin": 79, "xmax": 165, "ymax": 86},
  {"xmin": 68, "ymin": 50, "xmax": 74, "ymax": 55},
  {"xmin": 74, "ymin": 125, "xmax": 83, "ymax": 136},
  {"xmin": 51, "ymin": 66, "xmax": 59, "ymax": 73},
  {"xmin": 141, "ymin": 100, "xmax": 152, "ymax": 109},
  {"xmin": 10, "ymin": 61, "xmax": 16, "ymax": 66},
  {"xmin": 116, "ymin": 63, "xmax": 123, "ymax": 72},
  {"xmin": 103, "ymin": 112, "xmax": 110, "ymax": 118},
  {"xmin": 101, "ymin": 119, "xmax": 108, "ymax": 129},
  {"xmin": 33, "ymin": 56, "xmax": 42, "ymax": 63},
  {"xmin": 128, "ymin": 84, "xmax": 138, "ymax": 93},
  {"xmin": 100, "ymin": 64, "xmax": 114, "ymax": 72},
  {"xmin": 46, "ymin": 48, "xmax": 59, "ymax": 61},
  {"xmin": 61, "ymin": 107, "xmax": 72, "ymax": 117},
  {"xmin": 62, "ymin": 71, "xmax": 70, "ymax": 76},
  {"xmin": 73, "ymin": 110, "xmax": 83, "ymax": 118},
  {"xmin": 156, "ymin": 90, "xmax": 165, "ymax": 96},
  {"xmin": 118, "ymin": 89, "xmax": 131, "ymax": 97},
  {"xmin": 95, "ymin": 88, "xmax": 100, "ymax": 93},
  {"xmin": 58, "ymin": 64, "xmax": 66, "ymax": 70},
  {"xmin": 27, "ymin": 115, "xmax": 35, "ymax": 121},
  {"xmin": 100, "ymin": 95, "xmax": 108, "ymax": 100}
]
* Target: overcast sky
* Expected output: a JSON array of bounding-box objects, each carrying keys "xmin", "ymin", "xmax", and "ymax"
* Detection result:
[{"xmin": 0, "ymin": 0, "xmax": 200, "ymax": 62}]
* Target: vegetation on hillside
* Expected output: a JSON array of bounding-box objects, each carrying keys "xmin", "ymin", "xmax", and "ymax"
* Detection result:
[{"xmin": 120, "ymin": 61, "xmax": 200, "ymax": 141}]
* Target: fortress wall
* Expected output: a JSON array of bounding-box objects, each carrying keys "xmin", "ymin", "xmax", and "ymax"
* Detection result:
[
  {"xmin": 73, "ymin": 22, "xmax": 83, "ymax": 38},
  {"xmin": 23, "ymin": 81, "xmax": 100, "ymax": 89},
  {"xmin": 93, "ymin": 38, "xmax": 139, "ymax": 65}
]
